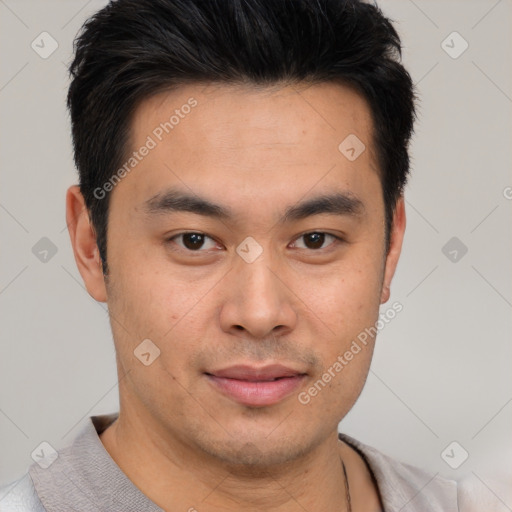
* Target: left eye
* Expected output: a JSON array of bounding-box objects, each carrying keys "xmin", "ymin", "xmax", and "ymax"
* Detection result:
[
  {"xmin": 170, "ymin": 232, "xmax": 218, "ymax": 251},
  {"xmin": 291, "ymin": 232, "xmax": 339, "ymax": 250}
]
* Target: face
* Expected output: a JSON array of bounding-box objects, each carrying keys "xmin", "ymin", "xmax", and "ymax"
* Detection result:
[{"xmin": 72, "ymin": 82, "xmax": 405, "ymax": 467}]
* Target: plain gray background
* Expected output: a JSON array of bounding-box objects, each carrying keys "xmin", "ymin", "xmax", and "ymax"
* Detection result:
[{"xmin": 1, "ymin": 0, "xmax": 511, "ymax": 506}]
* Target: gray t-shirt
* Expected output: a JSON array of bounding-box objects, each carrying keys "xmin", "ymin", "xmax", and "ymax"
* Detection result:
[{"xmin": 1, "ymin": 413, "xmax": 461, "ymax": 511}]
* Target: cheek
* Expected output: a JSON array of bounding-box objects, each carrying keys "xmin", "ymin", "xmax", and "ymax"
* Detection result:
[
  {"xmin": 106, "ymin": 255, "xmax": 211, "ymax": 371},
  {"xmin": 109, "ymin": 248, "xmax": 190, "ymax": 325},
  {"xmin": 105, "ymin": 264, "xmax": 205, "ymax": 404},
  {"xmin": 302, "ymin": 347, "xmax": 374, "ymax": 423},
  {"xmin": 298, "ymin": 255, "xmax": 383, "ymax": 336}
]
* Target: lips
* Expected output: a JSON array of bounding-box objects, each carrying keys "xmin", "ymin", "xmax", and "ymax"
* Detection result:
[
  {"xmin": 205, "ymin": 364, "xmax": 306, "ymax": 407},
  {"xmin": 207, "ymin": 364, "xmax": 304, "ymax": 381}
]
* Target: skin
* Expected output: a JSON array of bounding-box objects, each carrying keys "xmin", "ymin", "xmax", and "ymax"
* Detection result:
[{"xmin": 66, "ymin": 82, "xmax": 405, "ymax": 511}]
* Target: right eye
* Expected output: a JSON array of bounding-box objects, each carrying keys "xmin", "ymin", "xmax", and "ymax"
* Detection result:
[{"xmin": 166, "ymin": 232, "xmax": 220, "ymax": 252}]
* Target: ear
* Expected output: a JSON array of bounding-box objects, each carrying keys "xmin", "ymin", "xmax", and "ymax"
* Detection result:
[
  {"xmin": 66, "ymin": 185, "xmax": 107, "ymax": 302},
  {"xmin": 380, "ymin": 196, "xmax": 406, "ymax": 304}
]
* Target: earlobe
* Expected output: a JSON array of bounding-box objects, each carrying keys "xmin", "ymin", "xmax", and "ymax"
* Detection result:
[
  {"xmin": 66, "ymin": 185, "xmax": 107, "ymax": 302},
  {"xmin": 380, "ymin": 197, "xmax": 406, "ymax": 304},
  {"xmin": 380, "ymin": 284, "xmax": 391, "ymax": 304}
]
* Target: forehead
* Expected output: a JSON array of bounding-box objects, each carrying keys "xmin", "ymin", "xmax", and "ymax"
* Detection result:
[
  {"xmin": 132, "ymin": 81, "xmax": 374, "ymax": 150},
  {"xmin": 114, "ymin": 82, "xmax": 380, "ymax": 220}
]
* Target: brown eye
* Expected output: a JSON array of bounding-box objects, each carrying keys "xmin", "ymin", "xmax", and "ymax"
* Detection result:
[
  {"xmin": 291, "ymin": 232, "xmax": 339, "ymax": 250},
  {"xmin": 303, "ymin": 232, "xmax": 325, "ymax": 249},
  {"xmin": 170, "ymin": 232, "xmax": 218, "ymax": 251}
]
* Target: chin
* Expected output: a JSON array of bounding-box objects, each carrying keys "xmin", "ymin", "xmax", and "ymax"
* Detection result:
[{"xmin": 191, "ymin": 427, "xmax": 319, "ymax": 472}]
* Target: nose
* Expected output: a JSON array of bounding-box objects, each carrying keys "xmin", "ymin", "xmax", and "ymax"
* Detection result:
[{"xmin": 219, "ymin": 253, "xmax": 298, "ymax": 340}]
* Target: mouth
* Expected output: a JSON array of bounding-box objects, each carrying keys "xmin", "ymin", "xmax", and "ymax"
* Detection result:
[{"xmin": 205, "ymin": 364, "xmax": 307, "ymax": 407}]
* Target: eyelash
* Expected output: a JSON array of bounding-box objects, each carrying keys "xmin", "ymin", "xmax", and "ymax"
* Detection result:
[{"xmin": 166, "ymin": 231, "xmax": 344, "ymax": 253}]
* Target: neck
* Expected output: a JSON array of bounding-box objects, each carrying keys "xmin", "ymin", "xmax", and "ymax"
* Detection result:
[{"xmin": 99, "ymin": 408, "xmax": 354, "ymax": 511}]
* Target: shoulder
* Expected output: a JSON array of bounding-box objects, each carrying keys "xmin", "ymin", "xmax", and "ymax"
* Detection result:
[
  {"xmin": 340, "ymin": 433, "xmax": 458, "ymax": 511},
  {"xmin": 340, "ymin": 434, "xmax": 509, "ymax": 512},
  {"xmin": 0, "ymin": 474, "xmax": 46, "ymax": 512},
  {"xmin": 456, "ymin": 473, "xmax": 512, "ymax": 512}
]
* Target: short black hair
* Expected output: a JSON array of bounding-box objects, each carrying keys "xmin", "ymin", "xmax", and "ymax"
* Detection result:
[{"xmin": 68, "ymin": 0, "xmax": 416, "ymax": 275}]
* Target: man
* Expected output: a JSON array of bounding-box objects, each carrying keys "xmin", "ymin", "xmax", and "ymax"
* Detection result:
[{"xmin": 0, "ymin": 0, "xmax": 479, "ymax": 510}]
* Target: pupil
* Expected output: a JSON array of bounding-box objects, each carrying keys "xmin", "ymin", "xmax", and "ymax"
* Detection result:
[
  {"xmin": 183, "ymin": 233, "xmax": 204, "ymax": 250},
  {"xmin": 305, "ymin": 233, "xmax": 324, "ymax": 249}
]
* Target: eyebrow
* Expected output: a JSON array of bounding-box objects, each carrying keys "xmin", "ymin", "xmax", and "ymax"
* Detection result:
[{"xmin": 143, "ymin": 187, "xmax": 365, "ymax": 223}]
